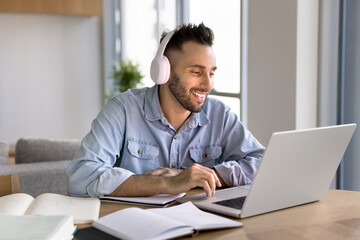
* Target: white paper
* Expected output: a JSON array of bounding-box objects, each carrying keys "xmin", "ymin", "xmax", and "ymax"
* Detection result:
[
  {"xmin": 149, "ymin": 202, "xmax": 243, "ymax": 230},
  {"xmin": 26, "ymin": 193, "xmax": 100, "ymax": 224},
  {"xmin": 93, "ymin": 207, "xmax": 193, "ymax": 240}
]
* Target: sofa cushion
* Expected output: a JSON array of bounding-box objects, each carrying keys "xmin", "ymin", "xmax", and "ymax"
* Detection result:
[
  {"xmin": 0, "ymin": 141, "xmax": 9, "ymax": 165},
  {"xmin": 15, "ymin": 138, "xmax": 80, "ymax": 164},
  {"xmin": 0, "ymin": 160, "xmax": 71, "ymax": 197}
]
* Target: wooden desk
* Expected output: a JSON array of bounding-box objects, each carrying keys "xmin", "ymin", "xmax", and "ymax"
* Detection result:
[{"xmin": 81, "ymin": 189, "xmax": 360, "ymax": 239}]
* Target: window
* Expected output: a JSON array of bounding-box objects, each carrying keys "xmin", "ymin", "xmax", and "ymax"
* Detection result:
[
  {"xmin": 189, "ymin": 0, "xmax": 241, "ymax": 117},
  {"xmin": 111, "ymin": 0, "xmax": 241, "ymax": 117},
  {"xmin": 118, "ymin": 0, "xmax": 176, "ymax": 87}
]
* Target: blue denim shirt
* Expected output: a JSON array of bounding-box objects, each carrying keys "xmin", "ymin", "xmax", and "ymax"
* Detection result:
[{"xmin": 67, "ymin": 85, "xmax": 264, "ymax": 197}]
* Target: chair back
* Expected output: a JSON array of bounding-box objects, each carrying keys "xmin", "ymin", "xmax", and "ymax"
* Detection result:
[{"xmin": 0, "ymin": 174, "xmax": 20, "ymax": 196}]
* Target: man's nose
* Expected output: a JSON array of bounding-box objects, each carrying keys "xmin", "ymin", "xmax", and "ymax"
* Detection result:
[{"xmin": 200, "ymin": 74, "xmax": 213, "ymax": 89}]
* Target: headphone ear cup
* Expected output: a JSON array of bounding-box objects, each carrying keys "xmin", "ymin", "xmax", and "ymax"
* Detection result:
[
  {"xmin": 150, "ymin": 55, "xmax": 171, "ymax": 85},
  {"xmin": 150, "ymin": 29, "xmax": 175, "ymax": 85}
]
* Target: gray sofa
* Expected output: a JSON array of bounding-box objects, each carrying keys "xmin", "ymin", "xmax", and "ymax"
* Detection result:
[
  {"xmin": 0, "ymin": 140, "xmax": 9, "ymax": 165},
  {"xmin": 0, "ymin": 138, "xmax": 80, "ymax": 197}
]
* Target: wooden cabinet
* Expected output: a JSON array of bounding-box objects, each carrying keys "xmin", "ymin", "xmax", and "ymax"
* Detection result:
[{"xmin": 0, "ymin": 0, "xmax": 102, "ymax": 16}]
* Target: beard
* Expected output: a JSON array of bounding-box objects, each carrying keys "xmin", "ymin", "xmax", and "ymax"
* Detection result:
[{"xmin": 168, "ymin": 72, "xmax": 208, "ymax": 112}]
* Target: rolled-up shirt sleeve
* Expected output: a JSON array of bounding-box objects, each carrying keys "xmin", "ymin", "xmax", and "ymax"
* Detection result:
[
  {"xmin": 66, "ymin": 98, "xmax": 134, "ymax": 197},
  {"xmin": 213, "ymin": 109, "xmax": 265, "ymax": 187}
]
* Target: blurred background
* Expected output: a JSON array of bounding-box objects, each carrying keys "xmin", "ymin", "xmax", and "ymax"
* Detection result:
[{"xmin": 0, "ymin": 0, "xmax": 359, "ymax": 191}]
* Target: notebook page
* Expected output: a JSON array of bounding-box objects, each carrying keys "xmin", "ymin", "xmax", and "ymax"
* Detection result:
[
  {"xmin": 148, "ymin": 202, "xmax": 242, "ymax": 230},
  {"xmin": 93, "ymin": 207, "xmax": 194, "ymax": 240}
]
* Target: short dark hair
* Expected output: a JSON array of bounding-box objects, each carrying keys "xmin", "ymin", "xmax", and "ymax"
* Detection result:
[{"xmin": 161, "ymin": 22, "xmax": 214, "ymax": 55}]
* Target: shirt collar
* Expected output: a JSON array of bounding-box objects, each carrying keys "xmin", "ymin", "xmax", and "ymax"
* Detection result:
[
  {"xmin": 144, "ymin": 85, "xmax": 163, "ymax": 121},
  {"xmin": 144, "ymin": 84, "xmax": 210, "ymax": 128}
]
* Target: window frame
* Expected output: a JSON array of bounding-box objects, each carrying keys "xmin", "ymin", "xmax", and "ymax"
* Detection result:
[{"xmin": 104, "ymin": 0, "xmax": 247, "ymax": 125}]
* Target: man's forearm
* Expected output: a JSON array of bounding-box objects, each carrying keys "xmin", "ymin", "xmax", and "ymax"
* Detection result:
[{"xmin": 108, "ymin": 175, "xmax": 169, "ymax": 197}]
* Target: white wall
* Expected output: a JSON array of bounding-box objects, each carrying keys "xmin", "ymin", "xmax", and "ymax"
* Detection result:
[
  {"xmin": 296, "ymin": 0, "xmax": 319, "ymax": 130},
  {"xmin": 0, "ymin": 13, "xmax": 102, "ymax": 144},
  {"xmin": 247, "ymin": 0, "xmax": 297, "ymax": 146},
  {"xmin": 247, "ymin": 0, "xmax": 319, "ymax": 146},
  {"xmin": 318, "ymin": 0, "xmax": 340, "ymax": 128},
  {"xmin": 317, "ymin": 0, "xmax": 340, "ymax": 189}
]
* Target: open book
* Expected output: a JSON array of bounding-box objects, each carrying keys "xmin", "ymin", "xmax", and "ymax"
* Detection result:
[
  {"xmin": 0, "ymin": 193, "xmax": 100, "ymax": 224},
  {"xmin": 92, "ymin": 202, "xmax": 243, "ymax": 240}
]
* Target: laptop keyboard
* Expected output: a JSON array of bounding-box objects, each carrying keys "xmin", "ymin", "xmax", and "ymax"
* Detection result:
[{"xmin": 213, "ymin": 196, "xmax": 247, "ymax": 210}]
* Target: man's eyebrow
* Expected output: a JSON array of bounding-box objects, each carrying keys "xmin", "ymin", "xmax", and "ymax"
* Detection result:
[{"xmin": 187, "ymin": 64, "xmax": 217, "ymax": 71}]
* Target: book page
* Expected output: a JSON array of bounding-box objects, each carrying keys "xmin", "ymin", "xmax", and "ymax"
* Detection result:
[
  {"xmin": 148, "ymin": 202, "xmax": 243, "ymax": 230},
  {"xmin": 0, "ymin": 215, "xmax": 74, "ymax": 240},
  {"xmin": 0, "ymin": 193, "xmax": 34, "ymax": 215},
  {"xmin": 93, "ymin": 207, "xmax": 194, "ymax": 240},
  {"xmin": 26, "ymin": 193, "xmax": 100, "ymax": 224}
]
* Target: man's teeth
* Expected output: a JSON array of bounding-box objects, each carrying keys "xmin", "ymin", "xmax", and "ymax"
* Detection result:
[{"xmin": 192, "ymin": 91, "xmax": 206, "ymax": 97}]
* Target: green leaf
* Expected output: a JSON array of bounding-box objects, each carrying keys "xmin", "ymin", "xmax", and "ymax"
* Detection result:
[{"xmin": 107, "ymin": 60, "xmax": 144, "ymax": 98}]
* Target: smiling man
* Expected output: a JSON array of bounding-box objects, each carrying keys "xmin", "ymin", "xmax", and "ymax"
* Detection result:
[{"xmin": 67, "ymin": 23, "xmax": 264, "ymax": 198}]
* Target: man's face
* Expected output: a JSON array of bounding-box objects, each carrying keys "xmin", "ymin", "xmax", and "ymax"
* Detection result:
[{"xmin": 168, "ymin": 41, "xmax": 217, "ymax": 113}]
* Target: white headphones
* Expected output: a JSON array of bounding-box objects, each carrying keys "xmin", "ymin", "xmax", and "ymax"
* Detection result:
[{"xmin": 150, "ymin": 30, "xmax": 175, "ymax": 85}]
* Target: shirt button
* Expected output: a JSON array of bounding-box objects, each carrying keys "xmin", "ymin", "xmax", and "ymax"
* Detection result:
[
  {"xmin": 202, "ymin": 153, "xmax": 207, "ymax": 158},
  {"xmin": 171, "ymin": 163, "xmax": 177, "ymax": 168},
  {"xmin": 138, "ymin": 149, "xmax": 142, "ymax": 154},
  {"xmin": 174, "ymin": 135, "xmax": 178, "ymax": 139}
]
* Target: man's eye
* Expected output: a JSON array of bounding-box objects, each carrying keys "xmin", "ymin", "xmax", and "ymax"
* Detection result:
[{"xmin": 191, "ymin": 71, "xmax": 201, "ymax": 75}]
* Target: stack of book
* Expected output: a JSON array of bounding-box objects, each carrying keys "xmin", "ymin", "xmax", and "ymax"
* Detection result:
[{"xmin": 0, "ymin": 193, "xmax": 100, "ymax": 240}]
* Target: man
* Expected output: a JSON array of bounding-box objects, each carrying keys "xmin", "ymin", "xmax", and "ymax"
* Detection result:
[{"xmin": 67, "ymin": 23, "xmax": 264, "ymax": 198}]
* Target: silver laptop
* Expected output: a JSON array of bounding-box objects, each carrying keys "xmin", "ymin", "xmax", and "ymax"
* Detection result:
[{"xmin": 177, "ymin": 124, "xmax": 356, "ymax": 218}]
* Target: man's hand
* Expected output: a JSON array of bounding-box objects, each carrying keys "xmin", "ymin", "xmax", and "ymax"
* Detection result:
[
  {"xmin": 143, "ymin": 165, "xmax": 222, "ymax": 196},
  {"xmin": 109, "ymin": 164, "xmax": 223, "ymax": 198},
  {"xmin": 166, "ymin": 164, "xmax": 222, "ymax": 197}
]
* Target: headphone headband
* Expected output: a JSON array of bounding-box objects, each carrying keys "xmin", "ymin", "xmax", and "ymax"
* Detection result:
[{"xmin": 155, "ymin": 30, "xmax": 175, "ymax": 58}]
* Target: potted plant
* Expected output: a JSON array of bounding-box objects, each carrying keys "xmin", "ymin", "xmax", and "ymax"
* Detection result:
[{"xmin": 107, "ymin": 60, "xmax": 144, "ymax": 98}]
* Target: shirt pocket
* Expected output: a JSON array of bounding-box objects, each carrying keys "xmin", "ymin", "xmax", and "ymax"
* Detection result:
[
  {"xmin": 189, "ymin": 146, "xmax": 222, "ymax": 167},
  {"xmin": 127, "ymin": 139, "xmax": 159, "ymax": 159},
  {"xmin": 120, "ymin": 138, "xmax": 160, "ymax": 174}
]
